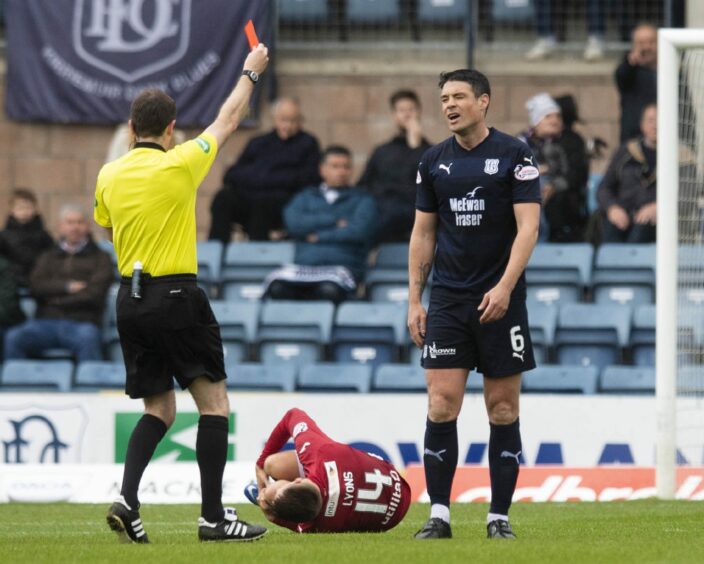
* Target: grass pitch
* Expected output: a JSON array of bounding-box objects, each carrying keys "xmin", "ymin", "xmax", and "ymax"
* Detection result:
[{"xmin": 2, "ymin": 501, "xmax": 703, "ymax": 563}]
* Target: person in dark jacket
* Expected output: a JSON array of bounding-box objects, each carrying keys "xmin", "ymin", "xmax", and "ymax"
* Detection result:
[
  {"xmin": 208, "ymin": 97, "xmax": 321, "ymax": 242},
  {"xmin": 266, "ymin": 145, "xmax": 378, "ymax": 303},
  {"xmin": 615, "ymin": 23, "xmax": 657, "ymax": 143},
  {"xmin": 0, "ymin": 188, "xmax": 54, "ymax": 288},
  {"xmin": 358, "ymin": 90, "xmax": 431, "ymax": 243},
  {"xmin": 598, "ymin": 104, "xmax": 657, "ymax": 243},
  {"xmin": 518, "ymin": 93, "xmax": 589, "ymax": 242},
  {"xmin": 4, "ymin": 205, "xmax": 113, "ymax": 362},
  {"xmin": 0, "ymin": 254, "xmax": 25, "ymax": 361}
]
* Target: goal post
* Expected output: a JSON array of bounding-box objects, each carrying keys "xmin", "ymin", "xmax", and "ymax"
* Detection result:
[{"xmin": 656, "ymin": 28, "xmax": 704, "ymax": 499}]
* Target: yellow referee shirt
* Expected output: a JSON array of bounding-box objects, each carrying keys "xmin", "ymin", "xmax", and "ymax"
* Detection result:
[{"xmin": 94, "ymin": 133, "xmax": 218, "ymax": 277}]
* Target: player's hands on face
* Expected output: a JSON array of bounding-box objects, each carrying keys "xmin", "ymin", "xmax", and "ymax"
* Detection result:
[
  {"xmin": 478, "ymin": 283, "xmax": 510, "ymax": 324},
  {"xmin": 255, "ymin": 464, "xmax": 268, "ymax": 493},
  {"xmin": 634, "ymin": 202, "xmax": 657, "ymax": 225},
  {"xmin": 407, "ymin": 302, "xmax": 427, "ymax": 348},
  {"xmin": 607, "ymin": 204, "xmax": 630, "ymax": 230},
  {"xmin": 244, "ymin": 44, "xmax": 269, "ymax": 75}
]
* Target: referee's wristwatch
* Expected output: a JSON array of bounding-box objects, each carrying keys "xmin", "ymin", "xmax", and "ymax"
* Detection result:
[{"xmin": 242, "ymin": 70, "xmax": 259, "ymax": 84}]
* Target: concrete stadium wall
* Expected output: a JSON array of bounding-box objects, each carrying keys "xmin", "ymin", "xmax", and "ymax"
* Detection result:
[{"xmin": 0, "ymin": 65, "xmax": 620, "ymax": 240}]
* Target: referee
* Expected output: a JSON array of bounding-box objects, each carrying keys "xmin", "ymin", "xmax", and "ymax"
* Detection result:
[
  {"xmin": 95, "ymin": 45, "xmax": 269, "ymax": 544},
  {"xmin": 408, "ymin": 69, "xmax": 541, "ymax": 540}
]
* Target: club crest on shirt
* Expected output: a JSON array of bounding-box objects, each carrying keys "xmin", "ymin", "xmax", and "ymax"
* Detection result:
[{"xmin": 484, "ymin": 159, "xmax": 499, "ymax": 175}]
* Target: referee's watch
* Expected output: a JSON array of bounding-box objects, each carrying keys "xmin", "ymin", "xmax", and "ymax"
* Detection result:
[{"xmin": 242, "ymin": 70, "xmax": 259, "ymax": 84}]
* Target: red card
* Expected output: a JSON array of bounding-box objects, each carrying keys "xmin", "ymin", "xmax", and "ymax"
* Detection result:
[{"xmin": 244, "ymin": 19, "xmax": 259, "ymax": 50}]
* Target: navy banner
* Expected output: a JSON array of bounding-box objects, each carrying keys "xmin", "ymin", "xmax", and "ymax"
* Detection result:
[{"xmin": 5, "ymin": 0, "xmax": 271, "ymax": 125}]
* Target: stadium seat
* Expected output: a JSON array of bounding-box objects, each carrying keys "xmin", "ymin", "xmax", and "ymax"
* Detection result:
[
  {"xmin": 257, "ymin": 300, "xmax": 334, "ymax": 366},
  {"xmin": 419, "ymin": 0, "xmax": 468, "ymax": 23},
  {"xmin": 678, "ymin": 366, "xmax": 704, "ymax": 394},
  {"xmin": 226, "ymin": 362, "xmax": 296, "ymax": 392},
  {"xmin": 466, "ymin": 371, "xmax": 483, "ymax": 392},
  {"xmin": 527, "ymin": 302, "xmax": 558, "ymax": 365},
  {"xmin": 678, "ymin": 244, "xmax": 704, "ymax": 286},
  {"xmin": 525, "ymin": 243, "xmax": 593, "ymax": 306},
  {"xmin": 196, "ymin": 240, "xmax": 223, "ymax": 295},
  {"xmin": 332, "ymin": 302, "xmax": 407, "ymax": 368},
  {"xmin": 1, "ymin": 360, "xmax": 73, "ymax": 392},
  {"xmin": 74, "ymin": 361, "xmax": 126, "ymax": 390},
  {"xmin": 366, "ymin": 243, "xmax": 409, "ymax": 302},
  {"xmin": 491, "ymin": 0, "xmax": 534, "ymax": 23},
  {"xmin": 522, "ymin": 364, "xmax": 599, "ymax": 394},
  {"xmin": 555, "ymin": 303, "xmax": 632, "ymax": 370},
  {"xmin": 631, "ymin": 304, "xmax": 655, "ymax": 367},
  {"xmin": 600, "ymin": 366, "xmax": 655, "ymax": 394},
  {"xmin": 278, "ymin": 0, "xmax": 328, "ymax": 23},
  {"xmin": 592, "ymin": 244, "xmax": 656, "ymax": 306},
  {"xmin": 221, "ymin": 242, "xmax": 294, "ymax": 299},
  {"xmin": 373, "ymin": 363, "xmax": 425, "ymax": 392},
  {"xmin": 210, "ymin": 300, "xmax": 259, "ymax": 363},
  {"xmin": 298, "ymin": 363, "xmax": 372, "ymax": 393},
  {"xmin": 347, "ymin": 0, "xmax": 401, "ymax": 24}
]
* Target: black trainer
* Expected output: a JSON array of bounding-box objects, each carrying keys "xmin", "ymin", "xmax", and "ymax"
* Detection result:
[
  {"xmin": 198, "ymin": 507, "xmax": 267, "ymax": 542},
  {"xmin": 487, "ymin": 519, "xmax": 516, "ymax": 539},
  {"xmin": 414, "ymin": 517, "xmax": 452, "ymax": 539},
  {"xmin": 106, "ymin": 496, "xmax": 150, "ymax": 544}
]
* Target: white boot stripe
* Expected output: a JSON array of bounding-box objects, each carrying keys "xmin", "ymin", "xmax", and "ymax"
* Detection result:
[
  {"xmin": 241, "ymin": 524, "xmax": 247, "ymax": 537},
  {"xmin": 135, "ymin": 530, "xmax": 145, "ymax": 538},
  {"xmin": 234, "ymin": 522, "xmax": 241, "ymax": 536},
  {"xmin": 131, "ymin": 519, "xmax": 141, "ymax": 527},
  {"xmin": 133, "ymin": 525, "xmax": 143, "ymax": 533}
]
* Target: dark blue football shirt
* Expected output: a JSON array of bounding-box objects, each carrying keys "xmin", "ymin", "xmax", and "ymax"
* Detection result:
[{"xmin": 415, "ymin": 128, "xmax": 541, "ymax": 300}]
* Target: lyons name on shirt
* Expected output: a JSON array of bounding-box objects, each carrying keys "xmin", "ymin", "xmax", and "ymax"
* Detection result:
[{"xmin": 449, "ymin": 196, "xmax": 485, "ymax": 227}]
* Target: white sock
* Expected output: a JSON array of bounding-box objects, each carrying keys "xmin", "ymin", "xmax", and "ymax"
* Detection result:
[
  {"xmin": 487, "ymin": 512, "xmax": 509, "ymax": 524},
  {"xmin": 430, "ymin": 504, "xmax": 450, "ymax": 524}
]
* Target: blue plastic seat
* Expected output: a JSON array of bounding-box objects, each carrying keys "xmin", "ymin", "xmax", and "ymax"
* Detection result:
[
  {"xmin": 593, "ymin": 244, "xmax": 655, "ymax": 306},
  {"xmin": 332, "ymin": 302, "xmax": 407, "ymax": 368},
  {"xmin": 555, "ymin": 304, "xmax": 632, "ymax": 370},
  {"xmin": 221, "ymin": 282, "xmax": 266, "ymax": 302},
  {"xmin": 373, "ymin": 363, "xmax": 425, "ymax": 392},
  {"xmin": 527, "ymin": 302, "xmax": 557, "ymax": 365},
  {"xmin": 278, "ymin": 0, "xmax": 328, "ymax": 23},
  {"xmin": 347, "ymin": 0, "xmax": 400, "ymax": 24},
  {"xmin": 492, "ymin": 0, "xmax": 535, "ymax": 23},
  {"xmin": 226, "ymin": 362, "xmax": 296, "ymax": 392},
  {"xmin": 466, "ymin": 371, "xmax": 483, "ymax": 392},
  {"xmin": 631, "ymin": 304, "xmax": 655, "ymax": 367},
  {"xmin": 74, "ymin": 361, "xmax": 126, "ymax": 389},
  {"xmin": 221, "ymin": 242, "xmax": 294, "ymax": 290},
  {"xmin": 1, "ymin": 360, "xmax": 73, "ymax": 392},
  {"xmin": 678, "ymin": 245, "xmax": 704, "ymax": 286},
  {"xmin": 257, "ymin": 300, "xmax": 334, "ymax": 366},
  {"xmin": 678, "ymin": 366, "xmax": 704, "ymax": 395},
  {"xmin": 298, "ymin": 363, "xmax": 372, "ymax": 392},
  {"xmin": 197, "ymin": 241, "xmax": 223, "ymax": 293},
  {"xmin": 209, "ymin": 300, "xmax": 259, "ymax": 363},
  {"xmin": 523, "ymin": 364, "xmax": 599, "ymax": 394},
  {"xmin": 600, "ymin": 366, "xmax": 655, "ymax": 394},
  {"xmin": 366, "ymin": 243, "xmax": 409, "ymax": 302},
  {"xmin": 419, "ymin": 0, "xmax": 468, "ymax": 23},
  {"xmin": 525, "ymin": 244, "xmax": 593, "ymax": 306}
]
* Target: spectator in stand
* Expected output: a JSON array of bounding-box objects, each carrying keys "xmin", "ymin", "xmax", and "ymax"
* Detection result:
[
  {"xmin": 526, "ymin": 0, "xmax": 607, "ymax": 61},
  {"xmin": 518, "ymin": 93, "xmax": 589, "ymax": 242},
  {"xmin": 597, "ymin": 104, "xmax": 657, "ymax": 244},
  {"xmin": 208, "ymin": 97, "xmax": 321, "ymax": 242},
  {"xmin": 4, "ymin": 204, "xmax": 113, "ymax": 362},
  {"xmin": 0, "ymin": 253, "xmax": 25, "ymax": 362},
  {"xmin": 0, "ymin": 188, "xmax": 54, "ymax": 288},
  {"xmin": 265, "ymin": 145, "xmax": 378, "ymax": 304},
  {"xmin": 358, "ymin": 89, "xmax": 431, "ymax": 243},
  {"xmin": 615, "ymin": 23, "xmax": 657, "ymax": 143}
]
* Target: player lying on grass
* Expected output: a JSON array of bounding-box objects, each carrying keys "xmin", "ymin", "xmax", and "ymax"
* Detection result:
[{"xmin": 248, "ymin": 408, "xmax": 411, "ymax": 533}]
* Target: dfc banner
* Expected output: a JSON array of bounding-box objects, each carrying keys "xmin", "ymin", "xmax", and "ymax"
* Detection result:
[{"xmin": 4, "ymin": 0, "xmax": 271, "ymax": 125}]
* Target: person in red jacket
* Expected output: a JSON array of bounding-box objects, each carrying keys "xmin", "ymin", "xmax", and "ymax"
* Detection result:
[{"xmin": 253, "ymin": 408, "xmax": 410, "ymax": 533}]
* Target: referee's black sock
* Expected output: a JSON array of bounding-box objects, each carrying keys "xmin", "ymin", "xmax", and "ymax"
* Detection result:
[
  {"xmin": 488, "ymin": 418, "xmax": 522, "ymax": 516},
  {"xmin": 120, "ymin": 413, "xmax": 167, "ymax": 509},
  {"xmin": 423, "ymin": 418, "xmax": 458, "ymax": 512},
  {"xmin": 197, "ymin": 414, "xmax": 229, "ymax": 523}
]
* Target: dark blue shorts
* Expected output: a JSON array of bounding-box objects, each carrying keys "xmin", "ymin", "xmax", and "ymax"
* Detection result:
[{"xmin": 421, "ymin": 292, "xmax": 535, "ymax": 377}]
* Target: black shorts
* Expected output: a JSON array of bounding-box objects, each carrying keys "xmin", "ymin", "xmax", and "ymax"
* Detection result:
[
  {"xmin": 421, "ymin": 291, "xmax": 536, "ymax": 377},
  {"xmin": 116, "ymin": 274, "xmax": 226, "ymax": 399}
]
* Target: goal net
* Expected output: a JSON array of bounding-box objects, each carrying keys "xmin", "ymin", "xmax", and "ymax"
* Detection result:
[{"xmin": 657, "ymin": 29, "xmax": 704, "ymax": 498}]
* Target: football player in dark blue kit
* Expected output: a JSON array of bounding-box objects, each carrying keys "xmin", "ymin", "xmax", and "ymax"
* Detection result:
[{"xmin": 407, "ymin": 69, "xmax": 541, "ymax": 540}]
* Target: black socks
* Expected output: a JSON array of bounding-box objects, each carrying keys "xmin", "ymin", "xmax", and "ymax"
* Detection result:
[
  {"xmin": 197, "ymin": 414, "xmax": 229, "ymax": 523},
  {"xmin": 488, "ymin": 418, "xmax": 522, "ymax": 515},
  {"xmin": 423, "ymin": 418, "xmax": 458, "ymax": 507},
  {"xmin": 120, "ymin": 414, "xmax": 167, "ymax": 509}
]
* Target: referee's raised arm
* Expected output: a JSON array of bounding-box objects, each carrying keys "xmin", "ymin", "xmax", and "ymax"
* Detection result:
[{"xmin": 204, "ymin": 44, "xmax": 269, "ymax": 148}]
